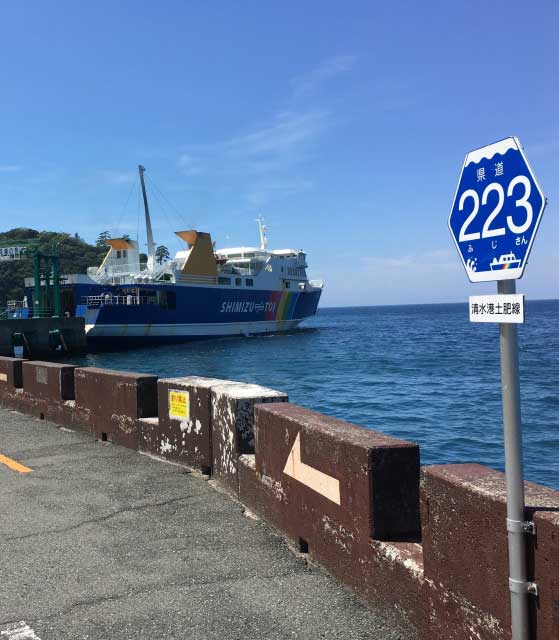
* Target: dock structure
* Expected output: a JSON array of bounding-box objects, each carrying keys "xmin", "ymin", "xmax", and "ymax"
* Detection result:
[
  {"xmin": 0, "ymin": 357, "xmax": 557, "ymax": 639},
  {"xmin": 0, "ymin": 317, "xmax": 86, "ymax": 358}
]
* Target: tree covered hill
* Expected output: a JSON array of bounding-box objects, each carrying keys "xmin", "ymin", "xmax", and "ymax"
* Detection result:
[{"xmin": 0, "ymin": 228, "xmax": 106, "ymax": 305}]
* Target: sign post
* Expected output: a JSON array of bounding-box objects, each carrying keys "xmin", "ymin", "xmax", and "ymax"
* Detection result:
[{"xmin": 448, "ymin": 137, "xmax": 546, "ymax": 640}]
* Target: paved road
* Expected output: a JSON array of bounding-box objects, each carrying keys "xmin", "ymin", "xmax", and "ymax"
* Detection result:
[{"xmin": 0, "ymin": 408, "xmax": 416, "ymax": 640}]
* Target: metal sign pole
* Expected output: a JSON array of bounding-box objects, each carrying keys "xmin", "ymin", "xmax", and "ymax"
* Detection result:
[
  {"xmin": 449, "ymin": 137, "xmax": 544, "ymax": 640},
  {"xmin": 498, "ymin": 278, "xmax": 530, "ymax": 640}
]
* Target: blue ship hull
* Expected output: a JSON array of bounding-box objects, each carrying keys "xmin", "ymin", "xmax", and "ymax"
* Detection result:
[{"xmin": 30, "ymin": 281, "xmax": 322, "ymax": 346}]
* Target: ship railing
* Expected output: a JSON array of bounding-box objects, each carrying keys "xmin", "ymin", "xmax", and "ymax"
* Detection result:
[
  {"xmin": 231, "ymin": 266, "xmax": 263, "ymax": 276},
  {"xmin": 28, "ymin": 307, "xmax": 54, "ymax": 318},
  {"xmin": 177, "ymin": 274, "xmax": 218, "ymax": 285},
  {"xmin": 1, "ymin": 306, "xmax": 31, "ymax": 320},
  {"xmin": 83, "ymin": 295, "xmax": 158, "ymax": 308},
  {"xmin": 91, "ymin": 264, "xmax": 142, "ymax": 276}
]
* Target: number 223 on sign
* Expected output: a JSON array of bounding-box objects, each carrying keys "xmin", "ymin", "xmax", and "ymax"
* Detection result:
[{"xmin": 448, "ymin": 137, "xmax": 546, "ymax": 283}]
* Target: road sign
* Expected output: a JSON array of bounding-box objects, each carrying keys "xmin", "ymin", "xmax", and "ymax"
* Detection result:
[
  {"xmin": 448, "ymin": 137, "xmax": 546, "ymax": 283},
  {"xmin": 449, "ymin": 137, "xmax": 547, "ymax": 640},
  {"xmin": 469, "ymin": 294, "xmax": 525, "ymax": 324}
]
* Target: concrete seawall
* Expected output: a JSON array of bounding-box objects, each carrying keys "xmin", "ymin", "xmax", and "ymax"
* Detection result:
[{"xmin": 0, "ymin": 355, "xmax": 557, "ymax": 640}]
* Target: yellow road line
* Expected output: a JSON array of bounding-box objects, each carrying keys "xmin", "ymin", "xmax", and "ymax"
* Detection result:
[{"xmin": 0, "ymin": 454, "xmax": 32, "ymax": 474}]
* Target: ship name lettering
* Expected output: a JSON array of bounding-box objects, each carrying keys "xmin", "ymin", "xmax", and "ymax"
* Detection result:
[{"xmin": 220, "ymin": 301, "xmax": 258, "ymax": 313}]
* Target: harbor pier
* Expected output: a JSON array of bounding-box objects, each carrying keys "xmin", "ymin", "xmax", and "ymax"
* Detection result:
[
  {"xmin": 0, "ymin": 317, "xmax": 86, "ymax": 358},
  {"xmin": 0, "ymin": 356, "xmax": 557, "ymax": 639}
]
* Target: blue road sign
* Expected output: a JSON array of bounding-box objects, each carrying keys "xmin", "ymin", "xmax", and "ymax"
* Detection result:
[{"xmin": 448, "ymin": 137, "xmax": 546, "ymax": 282}]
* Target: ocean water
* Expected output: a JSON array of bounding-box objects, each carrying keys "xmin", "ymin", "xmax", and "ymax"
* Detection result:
[{"xmin": 74, "ymin": 301, "xmax": 559, "ymax": 490}]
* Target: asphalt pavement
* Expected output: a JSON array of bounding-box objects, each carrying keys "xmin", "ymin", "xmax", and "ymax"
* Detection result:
[{"xmin": 0, "ymin": 407, "xmax": 416, "ymax": 640}]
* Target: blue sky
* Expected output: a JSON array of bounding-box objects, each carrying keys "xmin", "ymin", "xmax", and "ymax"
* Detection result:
[{"xmin": 0, "ymin": 1, "xmax": 557, "ymax": 306}]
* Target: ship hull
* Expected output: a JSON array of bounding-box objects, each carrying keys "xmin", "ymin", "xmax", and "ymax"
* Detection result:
[
  {"xmin": 85, "ymin": 318, "xmax": 305, "ymax": 346},
  {"xmin": 73, "ymin": 282, "xmax": 321, "ymax": 345}
]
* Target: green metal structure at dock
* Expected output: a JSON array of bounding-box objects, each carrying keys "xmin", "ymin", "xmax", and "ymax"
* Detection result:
[{"xmin": 0, "ymin": 249, "xmax": 86, "ymax": 357}]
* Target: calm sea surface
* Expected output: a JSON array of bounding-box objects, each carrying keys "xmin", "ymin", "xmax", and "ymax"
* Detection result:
[{"xmin": 73, "ymin": 301, "xmax": 559, "ymax": 490}]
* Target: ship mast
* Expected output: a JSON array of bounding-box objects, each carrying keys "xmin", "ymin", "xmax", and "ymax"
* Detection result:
[
  {"xmin": 256, "ymin": 215, "xmax": 267, "ymax": 251},
  {"xmin": 138, "ymin": 165, "xmax": 155, "ymax": 270}
]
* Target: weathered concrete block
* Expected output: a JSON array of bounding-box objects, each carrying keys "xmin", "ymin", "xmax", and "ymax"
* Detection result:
[
  {"xmin": 421, "ymin": 464, "xmax": 559, "ymax": 640},
  {"xmin": 211, "ymin": 382, "xmax": 287, "ymax": 495},
  {"xmin": 238, "ymin": 405, "xmax": 422, "ymax": 625},
  {"xmin": 532, "ymin": 508, "xmax": 559, "ymax": 640},
  {"xmin": 75, "ymin": 367, "xmax": 158, "ymax": 448},
  {"xmin": 153, "ymin": 376, "xmax": 226, "ymax": 471},
  {"xmin": 22, "ymin": 360, "xmax": 76, "ymax": 402},
  {"xmin": 239, "ymin": 451, "xmax": 424, "ymax": 628},
  {"xmin": 0, "ymin": 356, "xmax": 23, "ymax": 389},
  {"xmin": 420, "ymin": 575, "xmax": 509, "ymax": 640},
  {"xmin": 252, "ymin": 403, "xmax": 420, "ymax": 541}
]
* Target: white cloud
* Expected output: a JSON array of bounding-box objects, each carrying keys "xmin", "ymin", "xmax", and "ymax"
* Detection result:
[
  {"xmin": 175, "ymin": 54, "xmax": 355, "ymax": 206},
  {"xmin": 291, "ymin": 55, "xmax": 356, "ymax": 100},
  {"xmin": 317, "ymin": 248, "xmax": 470, "ymax": 306},
  {"xmin": 178, "ymin": 154, "xmax": 204, "ymax": 176},
  {"xmin": 246, "ymin": 177, "xmax": 314, "ymax": 207},
  {"xmin": 175, "ymin": 109, "xmax": 329, "ymax": 203},
  {"xmin": 226, "ymin": 109, "xmax": 330, "ymax": 159},
  {"xmin": 361, "ymin": 248, "xmax": 456, "ymax": 273}
]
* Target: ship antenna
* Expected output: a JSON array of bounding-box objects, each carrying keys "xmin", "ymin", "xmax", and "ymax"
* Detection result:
[
  {"xmin": 256, "ymin": 215, "xmax": 267, "ymax": 251},
  {"xmin": 138, "ymin": 164, "xmax": 156, "ymax": 269}
]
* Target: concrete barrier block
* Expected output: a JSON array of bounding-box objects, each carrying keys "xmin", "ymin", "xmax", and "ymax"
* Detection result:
[
  {"xmin": 75, "ymin": 367, "xmax": 158, "ymax": 448},
  {"xmin": 22, "ymin": 360, "xmax": 75, "ymax": 402},
  {"xmin": 239, "ymin": 452, "xmax": 424, "ymax": 628},
  {"xmin": 154, "ymin": 376, "xmax": 226, "ymax": 471},
  {"xmin": 533, "ymin": 509, "xmax": 559, "ymax": 639},
  {"xmin": 211, "ymin": 383, "xmax": 287, "ymax": 495},
  {"xmin": 420, "ymin": 576, "xmax": 509, "ymax": 640},
  {"xmin": 0, "ymin": 356, "xmax": 23, "ymax": 389},
  {"xmin": 421, "ymin": 464, "xmax": 559, "ymax": 639},
  {"xmin": 252, "ymin": 403, "xmax": 420, "ymax": 541},
  {"xmin": 238, "ymin": 405, "xmax": 422, "ymax": 622}
]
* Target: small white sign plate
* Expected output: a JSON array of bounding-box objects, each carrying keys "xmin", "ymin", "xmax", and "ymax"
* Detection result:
[{"xmin": 469, "ymin": 294, "xmax": 525, "ymax": 324}]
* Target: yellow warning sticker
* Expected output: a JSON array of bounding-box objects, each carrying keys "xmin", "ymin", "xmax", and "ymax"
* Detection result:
[{"xmin": 169, "ymin": 390, "xmax": 189, "ymax": 420}]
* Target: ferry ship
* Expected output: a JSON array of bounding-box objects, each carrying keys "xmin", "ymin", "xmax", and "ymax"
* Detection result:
[
  {"xmin": 489, "ymin": 253, "xmax": 521, "ymax": 271},
  {"xmin": 30, "ymin": 166, "xmax": 323, "ymax": 346}
]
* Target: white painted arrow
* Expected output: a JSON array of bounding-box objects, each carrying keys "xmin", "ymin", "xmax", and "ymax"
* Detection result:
[
  {"xmin": 283, "ymin": 432, "xmax": 341, "ymax": 505},
  {"xmin": 0, "ymin": 621, "xmax": 42, "ymax": 639}
]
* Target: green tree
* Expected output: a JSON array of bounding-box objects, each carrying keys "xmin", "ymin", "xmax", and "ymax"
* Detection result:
[
  {"xmin": 155, "ymin": 245, "xmax": 170, "ymax": 264},
  {"xmin": 0, "ymin": 229, "xmax": 106, "ymax": 306},
  {"xmin": 96, "ymin": 231, "xmax": 111, "ymax": 247}
]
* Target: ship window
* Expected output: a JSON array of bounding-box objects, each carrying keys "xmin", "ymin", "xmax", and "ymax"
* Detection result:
[
  {"xmin": 235, "ymin": 278, "xmax": 242, "ymax": 286},
  {"xmin": 139, "ymin": 289, "xmax": 157, "ymax": 304},
  {"xmin": 218, "ymin": 277, "xmax": 231, "ymax": 285},
  {"xmin": 122, "ymin": 250, "xmax": 128, "ymax": 258},
  {"xmin": 285, "ymin": 281, "xmax": 291, "ymax": 289},
  {"xmin": 246, "ymin": 278, "xmax": 253, "ymax": 287},
  {"xmin": 116, "ymin": 251, "xmax": 122, "ymax": 259}
]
